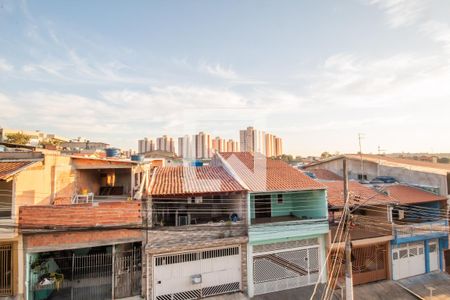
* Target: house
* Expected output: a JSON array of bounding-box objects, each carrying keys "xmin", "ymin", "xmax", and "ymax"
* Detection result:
[
  {"xmin": 384, "ymin": 184, "xmax": 449, "ymax": 280},
  {"xmin": 316, "ymin": 175, "xmax": 394, "ymax": 286},
  {"xmin": 1, "ymin": 150, "xmax": 46, "ymax": 298},
  {"xmin": 304, "ymin": 154, "xmax": 450, "ymax": 197},
  {"xmin": 213, "ymin": 152, "xmax": 329, "ymax": 297},
  {"xmin": 0, "ymin": 148, "xmax": 150, "ymax": 300},
  {"xmin": 146, "ymin": 165, "xmax": 248, "ymax": 300}
]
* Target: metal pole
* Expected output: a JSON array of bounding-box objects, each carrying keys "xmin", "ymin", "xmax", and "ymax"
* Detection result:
[
  {"xmin": 343, "ymin": 159, "xmax": 354, "ymax": 300},
  {"xmin": 112, "ymin": 245, "xmax": 115, "ymax": 300}
]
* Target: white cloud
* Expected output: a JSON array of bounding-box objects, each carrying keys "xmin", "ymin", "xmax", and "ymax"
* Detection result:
[
  {"xmin": 368, "ymin": 0, "xmax": 429, "ymax": 28},
  {"xmin": 421, "ymin": 21, "xmax": 450, "ymax": 53},
  {"xmin": 200, "ymin": 62, "xmax": 239, "ymax": 80},
  {"xmin": 0, "ymin": 58, "xmax": 14, "ymax": 72}
]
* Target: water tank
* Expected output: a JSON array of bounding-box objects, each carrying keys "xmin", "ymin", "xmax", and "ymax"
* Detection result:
[
  {"xmin": 192, "ymin": 160, "xmax": 203, "ymax": 167},
  {"xmin": 105, "ymin": 148, "xmax": 120, "ymax": 157},
  {"xmin": 131, "ymin": 154, "xmax": 144, "ymax": 162}
]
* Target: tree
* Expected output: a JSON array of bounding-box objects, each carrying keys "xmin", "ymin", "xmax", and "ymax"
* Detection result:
[
  {"xmin": 5, "ymin": 132, "xmax": 31, "ymax": 145},
  {"xmin": 321, "ymin": 151, "xmax": 332, "ymax": 159}
]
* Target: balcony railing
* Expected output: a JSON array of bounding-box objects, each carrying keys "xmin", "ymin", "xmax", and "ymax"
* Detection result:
[
  {"xmin": 71, "ymin": 193, "xmax": 129, "ymax": 204},
  {"xmin": 393, "ymin": 220, "xmax": 448, "ymax": 239}
]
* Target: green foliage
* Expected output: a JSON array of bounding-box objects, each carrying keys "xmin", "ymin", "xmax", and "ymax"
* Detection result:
[{"xmin": 5, "ymin": 132, "xmax": 31, "ymax": 145}]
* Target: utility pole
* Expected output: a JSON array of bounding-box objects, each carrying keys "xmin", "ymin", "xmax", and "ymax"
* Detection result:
[
  {"xmin": 343, "ymin": 159, "xmax": 354, "ymax": 300},
  {"xmin": 358, "ymin": 133, "xmax": 364, "ymax": 181}
]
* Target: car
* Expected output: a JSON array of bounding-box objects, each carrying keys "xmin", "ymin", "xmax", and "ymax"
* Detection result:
[{"xmin": 370, "ymin": 176, "xmax": 398, "ymax": 184}]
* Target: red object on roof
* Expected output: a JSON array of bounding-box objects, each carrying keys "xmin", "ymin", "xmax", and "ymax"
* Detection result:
[
  {"xmin": 309, "ymin": 169, "xmax": 342, "ymax": 181},
  {"xmin": 0, "ymin": 160, "xmax": 40, "ymax": 180},
  {"xmin": 151, "ymin": 166, "xmax": 246, "ymax": 196},
  {"xmin": 323, "ymin": 180, "xmax": 391, "ymax": 208},
  {"xmin": 384, "ymin": 184, "xmax": 447, "ymax": 204},
  {"xmin": 220, "ymin": 152, "xmax": 325, "ymax": 192}
]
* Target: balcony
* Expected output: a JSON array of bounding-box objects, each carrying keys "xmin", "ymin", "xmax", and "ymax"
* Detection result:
[
  {"xmin": 19, "ymin": 201, "xmax": 142, "ymax": 232},
  {"xmin": 393, "ymin": 220, "xmax": 448, "ymax": 242}
]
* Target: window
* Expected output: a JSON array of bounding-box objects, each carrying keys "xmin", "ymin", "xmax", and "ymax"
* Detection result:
[
  {"xmin": 399, "ymin": 249, "xmax": 408, "ymax": 259},
  {"xmin": 357, "ymin": 174, "xmax": 368, "ymax": 180},
  {"xmin": 409, "ymin": 247, "xmax": 417, "ymax": 257},
  {"xmin": 277, "ymin": 194, "xmax": 283, "ymax": 204},
  {"xmin": 393, "ymin": 252, "xmax": 398, "ymax": 260},
  {"xmin": 0, "ymin": 180, "xmax": 13, "ymax": 219},
  {"xmin": 430, "ymin": 244, "xmax": 437, "ymax": 253}
]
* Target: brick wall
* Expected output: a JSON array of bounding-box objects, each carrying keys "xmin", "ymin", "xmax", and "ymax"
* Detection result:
[
  {"xmin": 19, "ymin": 201, "xmax": 142, "ymax": 229},
  {"xmin": 25, "ymin": 229, "xmax": 142, "ymax": 250}
]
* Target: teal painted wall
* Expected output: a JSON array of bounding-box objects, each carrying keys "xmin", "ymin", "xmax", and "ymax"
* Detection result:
[{"xmin": 249, "ymin": 189, "xmax": 327, "ymax": 220}]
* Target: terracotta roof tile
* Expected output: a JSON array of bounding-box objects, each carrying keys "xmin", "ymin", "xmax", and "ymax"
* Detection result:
[
  {"xmin": 0, "ymin": 160, "xmax": 40, "ymax": 180},
  {"xmin": 323, "ymin": 180, "xmax": 392, "ymax": 208},
  {"xmin": 151, "ymin": 166, "xmax": 246, "ymax": 196},
  {"xmin": 220, "ymin": 152, "xmax": 325, "ymax": 192},
  {"xmin": 309, "ymin": 169, "xmax": 342, "ymax": 181},
  {"xmin": 383, "ymin": 184, "xmax": 447, "ymax": 204}
]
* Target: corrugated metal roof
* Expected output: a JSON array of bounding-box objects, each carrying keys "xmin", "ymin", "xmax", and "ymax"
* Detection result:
[
  {"xmin": 220, "ymin": 152, "xmax": 325, "ymax": 192},
  {"xmin": 151, "ymin": 165, "xmax": 246, "ymax": 196}
]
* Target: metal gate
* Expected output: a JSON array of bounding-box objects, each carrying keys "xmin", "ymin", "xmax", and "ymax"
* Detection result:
[
  {"xmin": 114, "ymin": 248, "xmax": 142, "ymax": 298},
  {"xmin": 28, "ymin": 246, "xmax": 141, "ymax": 300},
  {"xmin": 153, "ymin": 246, "xmax": 242, "ymax": 300},
  {"xmin": 0, "ymin": 243, "xmax": 13, "ymax": 297},
  {"xmin": 252, "ymin": 239, "xmax": 321, "ymax": 296},
  {"xmin": 392, "ymin": 242, "xmax": 425, "ymax": 280}
]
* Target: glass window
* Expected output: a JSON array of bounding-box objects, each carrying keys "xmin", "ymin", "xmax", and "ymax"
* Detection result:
[
  {"xmin": 393, "ymin": 252, "xmax": 398, "ymax": 260},
  {"xmin": 277, "ymin": 194, "xmax": 283, "ymax": 204},
  {"xmin": 430, "ymin": 244, "xmax": 437, "ymax": 253},
  {"xmin": 409, "ymin": 248, "xmax": 417, "ymax": 257},
  {"xmin": 419, "ymin": 248, "xmax": 424, "ymax": 255}
]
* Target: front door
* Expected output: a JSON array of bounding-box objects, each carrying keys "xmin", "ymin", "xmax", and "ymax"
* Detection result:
[
  {"xmin": 429, "ymin": 240, "xmax": 439, "ymax": 272},
  {"xmin": 254, "ymin": 195, "xmax": 271, "ymax": 219}
]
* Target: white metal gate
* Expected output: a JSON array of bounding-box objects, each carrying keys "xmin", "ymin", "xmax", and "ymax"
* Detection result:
[
  {"xmin": 392, "ymin": 242, "xmax": 425, "ymax": 280},
  {"xmin": 252, "ymin": 239, "xmax": 320, "ymax": 296},
  {"xmin": 429, "ymin": 240, "xmax": 439, "ymax": 272},
  {"xmin": 153, "ymin": 246, "xmax": 241, "ymax": 300}
]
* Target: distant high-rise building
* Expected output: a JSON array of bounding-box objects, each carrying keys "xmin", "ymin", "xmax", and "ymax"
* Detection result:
[
  {"xmin": 177, "ymin": 135, "xmax": 194, "ymax": 159},
  {"xmin": 138, "ymin": 137, "xmax": 155, "ymax": 153},
  {"xmin": 239, "ymin": 126, "xmax": 282, "ymax": 156},
  {"xmin": 212, "ymin": 136, "xmax": 226, "ymax": 153},
  {"xmin": 275, "ymin": 137, "xmax": 283, "ymax": 157},
  {"xmin": 226, "ymin": 139, "xmax": 239, "ymax": 152},
  {"xmin": 194, "ymin": 132, "xmax": 212, "ymax": 159},
  {"xmin": 156, "ymin": 135, "xmax": 175, "ymax": 153}
]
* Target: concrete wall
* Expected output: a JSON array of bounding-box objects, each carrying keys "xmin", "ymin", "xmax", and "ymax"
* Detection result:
[{"xmin": 307, "ymin": 158, "xmax": 449, "ymax": 196}]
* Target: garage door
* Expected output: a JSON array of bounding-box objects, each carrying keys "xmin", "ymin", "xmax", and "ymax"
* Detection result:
[
  {"xmin": 252, "ymin": 238, "xmax": 321, "ymax": 296},
  {"xmin": 153, "ymin": 246, "xmax": 241, "ymax": 300},
  {"xmin": 392, "ymin": 242, "xmax": 425, "ymax": 280}
]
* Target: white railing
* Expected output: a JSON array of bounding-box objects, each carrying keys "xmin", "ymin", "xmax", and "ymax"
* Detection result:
[
  {"xmin": 71, "ymin": 193, "xmax": 94, "ymax": 204},
  {"xmin": 394, "ymin": 220, "xmax": 448, "ymax": 238}
]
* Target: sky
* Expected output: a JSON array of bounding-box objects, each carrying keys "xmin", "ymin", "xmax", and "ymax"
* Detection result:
[{"xmin": 1, "ymin": 0, "xmax": 450, "ymax": 156}]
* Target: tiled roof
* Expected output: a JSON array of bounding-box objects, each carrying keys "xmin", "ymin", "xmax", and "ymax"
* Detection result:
[
  {"xmin": 151, "ymin": 165, "xmax": 246, "ymax": 196},
  {"xmin": 220, "ymin": 152, "xmax": 325, "ymax": 192},
  {"xmin": 383, "ymin": 184, "xmax": 447, "ymax": 204},
  {"xmin": 323, "ymin": 180, "xmax": 392, "ymax": 208},
  {"xmin": 0, "ymin": 160, "xmax": 40, "ymax": 180},
  {"xmin": 309, "ymin": 169, "xmax": 342, "ymax": 181}
]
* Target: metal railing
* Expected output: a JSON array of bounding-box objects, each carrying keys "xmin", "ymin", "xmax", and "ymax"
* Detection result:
[{"xmin": 393, "ymin": 220, "xmax": 448, "ymax": 238}]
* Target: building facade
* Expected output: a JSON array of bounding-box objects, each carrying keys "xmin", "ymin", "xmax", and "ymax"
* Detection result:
[
  {"xmin": 215, "ymin": 152, "xmax": 329, "ymax": 296},
  {"xmin": 138, "ymin": 138, "xmax": 155, "ymax": 154},
  {"xmin": 146, "ymin": 165, "xmax": 248, "ymax": 299}
]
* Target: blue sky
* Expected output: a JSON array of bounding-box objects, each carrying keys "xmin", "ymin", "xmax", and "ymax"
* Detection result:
[{"xmin": 1, "ymin": 0, "xmax": 450, "ymax": 155}]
